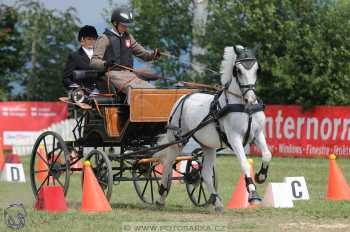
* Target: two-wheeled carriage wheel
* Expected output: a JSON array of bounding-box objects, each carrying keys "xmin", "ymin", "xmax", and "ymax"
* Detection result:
[
  {"xmin": 132, "ymin": 161, "xmax": 172, "ymax": 204},
  {"xmin": 185, "ymin": 149, "xmax": 218, "ymax": 206},
  {"xmin": 30, "ymin": 131, "xmax": 70, "ymax": 198}
]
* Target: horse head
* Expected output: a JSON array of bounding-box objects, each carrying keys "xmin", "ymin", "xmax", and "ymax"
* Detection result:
[{"xmin": 220, "ymin": 45, "xmax": 260, "ymax": 105}]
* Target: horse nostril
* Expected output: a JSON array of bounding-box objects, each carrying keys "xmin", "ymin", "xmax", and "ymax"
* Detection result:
[{"xmin": 244, "ymin": 98, "xmax": 249, "ymax": 104}]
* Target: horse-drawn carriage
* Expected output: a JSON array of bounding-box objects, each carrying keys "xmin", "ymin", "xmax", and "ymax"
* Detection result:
[
  {"xmin": 30, "ymin": 45, "xmax": 272, "ymax": 212},
  {"xmin": 29, "ymin": 70, "xmax": 217, "ymax": 207}
]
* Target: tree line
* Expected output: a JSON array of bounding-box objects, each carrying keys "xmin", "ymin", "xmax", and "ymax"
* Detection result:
[{"xmin": 1, "ymin": 0, "xmax": 349, "ymax": 108}]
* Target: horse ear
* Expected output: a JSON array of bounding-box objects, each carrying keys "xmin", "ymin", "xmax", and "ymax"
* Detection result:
[{"xmin": 234, "ymin": 45, "xmax": 244, "ymax": 56}]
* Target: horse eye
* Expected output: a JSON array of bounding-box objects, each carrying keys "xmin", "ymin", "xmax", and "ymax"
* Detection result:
[{"xmin": 237, "ymin": 69, "xmax": 242, "ymax": 75}]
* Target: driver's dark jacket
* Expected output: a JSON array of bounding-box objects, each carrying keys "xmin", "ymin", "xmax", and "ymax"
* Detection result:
[{"xmin": 63, "ymin": 47, "xmax": 90, "ymax": 88}]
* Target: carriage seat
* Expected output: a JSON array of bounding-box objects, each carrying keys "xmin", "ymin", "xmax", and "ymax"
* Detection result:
[{"xmin": 72, "ymin": 70, "xmax": 104, "ymax": 88}]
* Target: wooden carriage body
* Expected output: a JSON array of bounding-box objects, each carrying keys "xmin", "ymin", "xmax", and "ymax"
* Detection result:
[{"xmin": 80, "ymin": 88, "xmax": 192, "ymax": 147}]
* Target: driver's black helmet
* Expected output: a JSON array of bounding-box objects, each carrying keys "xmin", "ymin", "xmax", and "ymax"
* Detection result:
[{"xmin": 110, "ymin": 8, "xmax": 134, "ymax": 27}]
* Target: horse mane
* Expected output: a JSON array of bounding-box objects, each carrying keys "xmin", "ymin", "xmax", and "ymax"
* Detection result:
[{"xmin": 220, "ymin": 46, "xmax": 237, "ymax": 85}]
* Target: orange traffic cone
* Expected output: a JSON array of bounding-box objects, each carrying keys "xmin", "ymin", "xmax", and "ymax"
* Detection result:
[
  {"xmin": 155, "ymin": 162, "xmax": 182, "ymax": 181},
  {"xmin": 227, "ymin": 159, "xmax": 256, "ymax": 208},
  {"xmin": 0, "ymin": 137, "xmax": 4, "ymax": 171},
  {"xmin": 326, "ymin": 154, "xmax": 350, "ymax": 200},
  {"xmin": 37, "ymin": 144, "xmax": 49, "ymax": 183},
  {"xmin": 80, "ymin": 161, "xmax": 112, "ymax": 212}
]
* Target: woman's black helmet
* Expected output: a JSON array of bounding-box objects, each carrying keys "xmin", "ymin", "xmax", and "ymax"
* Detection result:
[
  {"xmin": 110, "ymin": 8, "xmax": 134, "ymax": 27},
  {"xmin": 78, "ymin": 25, "xmax": 98, "ymax": 41}
]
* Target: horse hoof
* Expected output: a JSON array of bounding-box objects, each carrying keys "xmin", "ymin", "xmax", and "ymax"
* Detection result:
[
  {"xmin": 249, "ymin": 198, "xmax": 262, "ymax": 205},
  {"xmin": 254, "ymin": 172, "xmax": 266, "ymax": 184},
  {"xmin": 248, "ymin": 191, "xmax": 262, "ymax": 205},
  {"xmin": 215, "ymin": 206, "xmax": 224, "ymax": 214},
  {"xmin": 155, "ymin": 200, "xmax": 165, "ymax": 208}
]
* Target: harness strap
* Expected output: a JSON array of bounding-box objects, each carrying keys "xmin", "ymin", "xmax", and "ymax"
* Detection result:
[
  {"xmin": 210, "ymin": 98, "xmax": 265, "ymax": 148},
  {"xmin": 168, "ymin": 93, "xmax": 196, "ymax": 145},
  {"xmin": 243, "ymin": 115, "xmax": 252, "ymax": 147}
]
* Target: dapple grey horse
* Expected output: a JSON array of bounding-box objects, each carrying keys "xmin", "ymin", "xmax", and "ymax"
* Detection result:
[{"xmin": 156, "ymin": 45, "xmax": 272, "ymax": 212}]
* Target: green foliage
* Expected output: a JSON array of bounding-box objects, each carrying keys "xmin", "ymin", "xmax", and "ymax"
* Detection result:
[
  {"xmin": 206, "ymin": 0, "xmax": 350, "ymax": 108},
  {"xmin": 130, "ymin": 0, "xmax": 193, "ymax": 81},
  {"xmin": 0, "ymin": 0, "xmax": 80, "ymax": 101},
  {"xmin": 128, "ymin": 0, "xmax": 350, "ymax": 108},
  {"xmin": 0, "ymin": 4, "xmax": 24, "ymax": 100},
  {"xmin": 16, "ymin": 0, "xmax": 80, "ymax": 101}
]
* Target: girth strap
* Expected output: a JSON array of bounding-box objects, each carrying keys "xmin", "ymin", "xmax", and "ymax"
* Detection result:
[
  {"xmin": 211, "ymin": 102, "xmax": 265, "ymax": 148},
  {"xmin": 243, "ymin": 115, "xmax": 252, "ymax": 147},
  {"xmin": 217, "ymin": 103, "xmax": 265, "ymax": 118}
]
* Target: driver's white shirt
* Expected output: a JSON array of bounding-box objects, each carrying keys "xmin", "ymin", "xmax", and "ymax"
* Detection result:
[{"xmin": 82, "ymin": 47, "xmax": 93, "ymax": 60}]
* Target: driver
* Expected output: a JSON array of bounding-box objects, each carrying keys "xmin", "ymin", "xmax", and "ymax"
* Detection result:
[{"xmin": 90, "ymin": 8, "xmax": 160, "ymax": 94}]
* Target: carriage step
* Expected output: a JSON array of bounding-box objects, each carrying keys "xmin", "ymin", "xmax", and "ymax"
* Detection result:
[{"xmin": 137, "ymin": 156, "xmax": 193, "ymax": 164}]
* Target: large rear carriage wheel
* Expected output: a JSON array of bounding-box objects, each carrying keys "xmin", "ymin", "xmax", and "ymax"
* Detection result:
[
  {"xmin": 132, "ymin": 162, "xmax": 172, "ymax": 204},
  {"xmin": 84, "ymin": 149, "xmax": 113, "ymax": 201},
  {"xmin": 30, "ymin": 131, "xmax": 70, "ymax": 198}
]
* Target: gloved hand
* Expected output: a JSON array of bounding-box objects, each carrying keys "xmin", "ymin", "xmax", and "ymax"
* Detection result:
[{"xmin": 152, "ymin": 48, "xmax": 161, "ymax": 60}]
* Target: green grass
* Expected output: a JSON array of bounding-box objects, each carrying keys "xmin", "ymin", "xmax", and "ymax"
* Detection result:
[{"xmin": 1, "ymin": 155, "xmax": 350, "ymax": 232}]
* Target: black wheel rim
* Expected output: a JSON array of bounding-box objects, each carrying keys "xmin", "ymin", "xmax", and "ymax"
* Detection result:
[
  {"xmin": 30, "ymin": 131, "xmax": 70, "ymax": 198},
  {"xmin": 85, "ymin": 149, "xmax": 113, "ymax": 201},
  {"xmin": 185, "ymin": 158, "xmax": 217, "ymax": 207}
]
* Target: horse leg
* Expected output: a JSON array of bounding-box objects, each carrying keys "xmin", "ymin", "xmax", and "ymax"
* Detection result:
[
  {"xmin": 155, "ymin": 144, "xmax": 179, "ymax": 207},
  {"xmin": 253, "ymin": 130, "xmax": 272, "ymax": 184},
  {"xmin": 201, "ymin": 147, "xmax": 224, "ymax": 213},
  {"xmin": 229, "ymin": 138, "xmax": 262, "ymax": 204}
]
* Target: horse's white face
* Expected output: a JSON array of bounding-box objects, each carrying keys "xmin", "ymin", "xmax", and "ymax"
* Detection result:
[{"xmin": 233, "ymin": 62, "xmax": 258, "ymax": 104}]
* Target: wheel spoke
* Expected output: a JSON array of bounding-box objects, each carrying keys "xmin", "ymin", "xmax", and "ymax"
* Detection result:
[
  {"xmin": 190, "ymin": 184, "xmax": 196, "ymax": 197},
  {"xmin": 201, "ymin": 184, "xmax": 207, "ymax": 202},
  {"xmin": 34, "ymin": 169, "xmax": 49, "ymax": 173},
  {"xmin": 47, "ymin": 147, "xmax": 60, "ymax": 163},
  {"xmin": 36, "ymin": 175, "xmax": 49, "ymax": 195},
  {"xmin": 36, "ymin": 151, "xmax": 49, "ymax": 166},
  {"xmin": 150, "ymin": 173, "xmax": 154, "ymax": 203},
  {"xmin": 51, "ymin": 136, "xmax": 56, "ymax": 163},
  {"xmin": 152, "ymin": 169, "xmax": 161, "ymax": 189},
  {"xmin": 98, "ymin": 180, "xmax": 108, "ymax": 187},
  {"xmin": 198, "ymin": 184, "xmax": 202, "ymax": 204},
  {"xmin": 141, "ymin": 179, "xmax": 150, "ymax": 198},
  {"xmin": 53, "ymin": 149, "xmax": 63, "ymax": 164},
  {"xmin": 43, "ymin": 137, "xmax": 49, "ymax": 160},
  {"xmin": 52, "ymin": 174, "xmax": 64, "ymax": 188}
]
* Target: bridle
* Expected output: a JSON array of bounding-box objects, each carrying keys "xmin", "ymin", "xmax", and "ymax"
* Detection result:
[{"xmin": 223, "ymin": 58, "xmax": 259, "ymax": 103}]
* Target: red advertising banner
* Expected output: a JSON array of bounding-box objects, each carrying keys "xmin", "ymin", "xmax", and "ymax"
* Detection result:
[
  {"xmin": 0, "ymin": 102, "xmax": 68, "ymax": 146},
  {"xmin": 250, "ymin": 105, "xmax": 350, "ymax": 158}
]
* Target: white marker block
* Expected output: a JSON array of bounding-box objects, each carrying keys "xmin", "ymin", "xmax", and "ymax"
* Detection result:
[
  {"xmin": 262, "ymin": 183, "xmax": 294, "ymax": 208},
  {"xmin": 1, "ymin": 163, "xmax": 26, "ymax": 182},
  {"xmin": 284, "ymin": 176, "xmax": 309, "ymax": 200}
]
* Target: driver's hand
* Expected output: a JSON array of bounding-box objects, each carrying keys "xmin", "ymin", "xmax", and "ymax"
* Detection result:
[{"xmin": 153, "ymin": 48, "xmax": 161, "ymax": 60}]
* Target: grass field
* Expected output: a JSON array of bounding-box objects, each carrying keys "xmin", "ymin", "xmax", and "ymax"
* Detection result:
[{"xmin": 1, "ymin": 155, "xmax": 350, "ymax": 232}]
